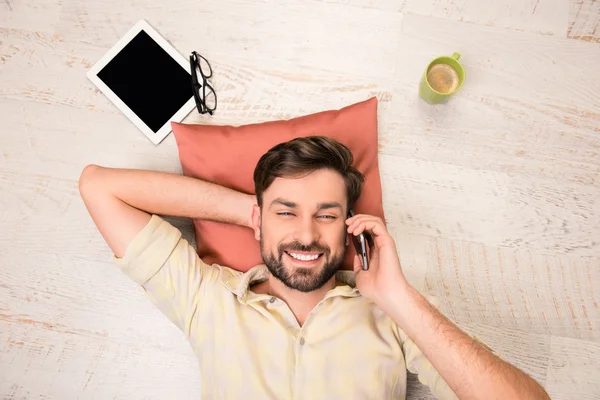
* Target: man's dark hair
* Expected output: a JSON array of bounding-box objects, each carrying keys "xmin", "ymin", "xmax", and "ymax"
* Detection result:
[{"xmin": 253, "ymin": 136, "xmax": 364, "ymax": 211}]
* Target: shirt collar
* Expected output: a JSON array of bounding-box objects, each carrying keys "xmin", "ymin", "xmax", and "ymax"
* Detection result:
[{"xmin": 222, "ymin": 264, "xmax": 361, "ymax": 305}]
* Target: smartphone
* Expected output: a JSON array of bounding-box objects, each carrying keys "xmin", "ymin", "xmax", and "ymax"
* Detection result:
[{"xmin": 348, "ymin": 209, "xmax": 370, "ymax": 271}]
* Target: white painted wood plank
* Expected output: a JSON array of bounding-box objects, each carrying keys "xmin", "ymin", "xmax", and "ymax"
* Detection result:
[
  {"xmin": 424, "ymin": 236, "xmax": 600, "ymax": 340},
  {"xmin": 380, "ymin": 155, "xmax": 600, "ymax": 257},
  {"xmin": 401, "ymin": 0, "xmax": 570, "ymax": 36},
  {"xmin": 299, "ymin": 0, "xmax": 403, "ymax": 12},
  {"xmin": 545, "ymin": 335, "xmax": 600, "ymax": 400},
  {"xmin": 568, "ymin": 0, "xmax": 600, "ymax": 42},
  {"xmin": 1, "ymin": 322, "xmax": 202, "ymax": 399},
  {"xmin": 380, "ymin": 118, "xmax": 600, "ymax": 193},
  {"xmin": 0, "ymin": 0, "xmax": 62, "ymax": 32},
  {"xmin": 0, "ymin": 99, "xmax": 183, "ymax": 177},
  {"xmin": 393, "ymin": 230, "xmax": 431, "ymax": 293}
]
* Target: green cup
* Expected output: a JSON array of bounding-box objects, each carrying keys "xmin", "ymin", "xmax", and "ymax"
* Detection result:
[{"xmin": 419, "ymin": 52, "xmax": 466, "ymax": 104}]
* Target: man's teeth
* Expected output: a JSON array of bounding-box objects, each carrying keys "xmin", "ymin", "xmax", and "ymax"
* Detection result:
[{"xmin": 288, "ymin": 252, "xmax": 320, "ymax": 261}]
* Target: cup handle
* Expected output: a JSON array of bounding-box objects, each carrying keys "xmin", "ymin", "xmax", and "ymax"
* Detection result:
[{"xmin": 452, "ymin": 52, "xmax": 460, "ymax": 60}]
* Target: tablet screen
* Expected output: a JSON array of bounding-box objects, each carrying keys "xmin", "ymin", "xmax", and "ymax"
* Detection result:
[{"xmin": 97, "ymin": 30, "xmax": 192, "ymax": 133}]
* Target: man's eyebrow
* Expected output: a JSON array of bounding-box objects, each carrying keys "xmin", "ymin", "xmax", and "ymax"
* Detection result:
[
  {"xmin": 316, "ymin": 202, "xmax": 343, "ymax": 211},
  {"xmin": 269, "ymin": 198, "xmax": 298, "ymax": 209},
  {"xmin": 268, "ymin": 199, "xmax": 343, "ymax": 212}
]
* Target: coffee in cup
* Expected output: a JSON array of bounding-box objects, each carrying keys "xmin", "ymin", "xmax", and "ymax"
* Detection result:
[
  {"xmin": 419, "ymin": 52, "xmax": 466, "ymax": 104},
  {"xmin": 427, "ymin": 64, "xmax": 460, "ymax": 94}
]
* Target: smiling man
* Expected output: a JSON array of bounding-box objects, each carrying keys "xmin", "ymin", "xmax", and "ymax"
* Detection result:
[
  {"xmin": 79, "ymin": 136, "xmax": 549, "ymax": 400},
  {"xmin": 250, "ymin": 156, "xmax": 358, "ymax": 325}
]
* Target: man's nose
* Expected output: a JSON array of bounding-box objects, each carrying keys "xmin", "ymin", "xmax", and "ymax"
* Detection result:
[{"xmin": 295, "ymin": 217, "xmax": 319, "ymax": 246}]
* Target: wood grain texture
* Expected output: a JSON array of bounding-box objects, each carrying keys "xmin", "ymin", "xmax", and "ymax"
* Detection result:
[
  {"xmin": 423, "ymin": 236, "xmax": 600, "ymax": 340},
  {"xmin": 568, "ymin": 0, "xmax": 600, "ymax": 42},
  {"xmin": 1, "ymin": 0, "xmax": 599, "ymax": 399},
  {"xmin": 2, "ymin": 320, "xmax": 202, "ymax": 399},
  {"xmin": 401, "ymin": 0, "xmax": 570, "ymax": 36},
  {"xmin": 545, "ymin": 336, "xmax": 600, "ymax": 400}
]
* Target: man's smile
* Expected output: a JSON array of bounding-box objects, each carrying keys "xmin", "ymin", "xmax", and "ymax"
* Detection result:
[{"xmin": 284, "ymin": 250, "xmax": 324, "ymax": 266}]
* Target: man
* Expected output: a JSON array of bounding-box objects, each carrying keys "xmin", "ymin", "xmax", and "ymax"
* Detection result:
[{"xmin": 79, "ymin": 136, "xmax": 549, "ymax": 399}]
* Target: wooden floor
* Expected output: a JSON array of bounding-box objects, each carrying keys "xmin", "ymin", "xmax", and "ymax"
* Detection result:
[{"xmin": 1, "ymin": 0, "xmax": 599, "ymax": 398}]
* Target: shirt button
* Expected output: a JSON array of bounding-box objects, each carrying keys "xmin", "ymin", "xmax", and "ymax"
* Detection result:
[
  {"xmin": 299, "ymin": 337, "xmax": 305, "ymax": 345},
  {"xmin": 269, "ymin": 297, "xmax": 276, "ymax": 303}
]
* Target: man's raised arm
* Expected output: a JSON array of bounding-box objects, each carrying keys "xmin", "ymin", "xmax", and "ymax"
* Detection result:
[{"xmin": 78, "ymin": 165, "xmax": 255, "ymax": 257}]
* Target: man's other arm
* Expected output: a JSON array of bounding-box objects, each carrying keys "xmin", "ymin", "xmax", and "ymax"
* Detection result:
[
  {"xmin": 78, "ymin": 165, "xmax": 255, "ymax": 257},
  {"xmin": 379, "ymin": 282, "xmax": 550, "ymax": 400}
]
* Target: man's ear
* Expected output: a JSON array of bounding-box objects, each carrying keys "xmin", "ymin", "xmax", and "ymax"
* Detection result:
[{"xmin": 251, "ymin": 204, "xmax": 261, "ymax": 241}]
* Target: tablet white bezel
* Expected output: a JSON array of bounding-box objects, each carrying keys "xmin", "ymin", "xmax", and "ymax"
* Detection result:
[{"xmin": 87, "ymin": 20, "xmax": 195, "ymax": 145}]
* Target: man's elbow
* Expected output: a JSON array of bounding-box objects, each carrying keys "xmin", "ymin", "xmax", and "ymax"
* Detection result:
[
  {"xmin": 532, "ymin": 383, "xmax": 551, "ymax": 400},
  {"xmin": 513, "ymin": 369, "xmax": 551, "ymax": 400},
  {"xmin": 78, "ymin": 164, "xmax": 103, "ymax": 198}
]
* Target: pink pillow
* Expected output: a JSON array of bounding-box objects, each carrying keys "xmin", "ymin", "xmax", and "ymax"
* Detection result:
[{"xmin": 172, "ymin": 97, "xmax": 385, "ymax": 272}]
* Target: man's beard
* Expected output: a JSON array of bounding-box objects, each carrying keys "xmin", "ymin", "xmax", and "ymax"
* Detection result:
[{"xmin": 260, "ymin": 232, "xmax": 346, "ymax": 293}]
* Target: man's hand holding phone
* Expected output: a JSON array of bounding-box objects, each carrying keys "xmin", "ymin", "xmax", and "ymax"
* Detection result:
[{"xmin": 345, "ymin": 212, "xmax": 409, "ymax": 304}]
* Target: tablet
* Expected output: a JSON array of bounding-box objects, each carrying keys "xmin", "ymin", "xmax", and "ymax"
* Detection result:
[{"xmin": 87, "ymin": 20, "xmax": 196, "ymax": 144}]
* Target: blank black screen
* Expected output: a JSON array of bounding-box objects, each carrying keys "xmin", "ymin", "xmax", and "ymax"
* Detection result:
[{"xmin": 97, "ymin": 30, "xmax": 192, "ymax": 133}]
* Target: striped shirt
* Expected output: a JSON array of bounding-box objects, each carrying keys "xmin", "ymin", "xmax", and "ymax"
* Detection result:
[{"xmin": 115, "ymin": 215, "xmax": 459, "ymax": 399}]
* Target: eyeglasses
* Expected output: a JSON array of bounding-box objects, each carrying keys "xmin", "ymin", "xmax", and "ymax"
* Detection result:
[{"xmin": 189, "ymin": 51, "xmax": 217, "ymax": 115}]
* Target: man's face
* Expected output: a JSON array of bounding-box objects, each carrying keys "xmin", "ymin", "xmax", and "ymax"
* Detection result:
[{"xmin": 253, "ymin": 169, "xmax": 349, "ymax": 293}]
